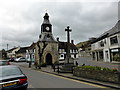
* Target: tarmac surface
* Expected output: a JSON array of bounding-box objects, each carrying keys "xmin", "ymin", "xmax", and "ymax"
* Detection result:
[{"xmin": 12, "ymin": 61, "xmax": 120, "ymax": 89}]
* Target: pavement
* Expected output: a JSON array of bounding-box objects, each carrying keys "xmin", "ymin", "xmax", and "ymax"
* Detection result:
[
  {"xmin": 12, "ymin": 62, "xmax": 120, "ymax": 89},
  {"xmin": 75, "ymin": 57, "xmax": 120, "ymax": 71}
]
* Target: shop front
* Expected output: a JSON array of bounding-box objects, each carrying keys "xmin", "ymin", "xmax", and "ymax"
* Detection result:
[{"xmin": 110, "ymin": 48, "xmax": 120, "ymax": 62}]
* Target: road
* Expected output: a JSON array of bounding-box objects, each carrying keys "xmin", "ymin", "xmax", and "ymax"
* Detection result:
[{"xmin": 14, "ymin": 64, "xmax": 108, "ymax": 88}]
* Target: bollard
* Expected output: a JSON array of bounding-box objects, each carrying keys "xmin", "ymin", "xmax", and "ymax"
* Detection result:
[
  {"xmin": 57, "ymin": 65, "xmax": 59, "ymax": 74},
  {"xmin": 29, "ymin": 61, "xmax": 31, "ymax": 68}
]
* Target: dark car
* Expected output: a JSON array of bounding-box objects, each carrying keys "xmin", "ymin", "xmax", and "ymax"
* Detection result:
[
  {"xmin": 0, "ymin": 65, "xmax": 28, "ymax": 90},
  {"xmin": 0, "ymin": 60, "xmax": 10, "ymax": 66},
  {"xmin": 9, "ymin": 58, "xmax": 15, "ymax": 62}
]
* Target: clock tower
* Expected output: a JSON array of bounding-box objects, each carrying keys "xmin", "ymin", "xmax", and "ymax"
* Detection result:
[{"xmin": 39, "ymin": 13, "xmax": 55, "ymax": 42}]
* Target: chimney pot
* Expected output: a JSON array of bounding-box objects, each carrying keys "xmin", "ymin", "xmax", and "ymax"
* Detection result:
[
  {"xmin": 71, "ymin": 40, "xmax": 74, "ymax": 44},
  {"xmin": 57, "ymin": 37, "xmax": 59, "ymax": 41}
]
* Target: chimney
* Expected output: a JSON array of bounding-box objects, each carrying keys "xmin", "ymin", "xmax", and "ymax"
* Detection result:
[
  {"xmin": 57, "ymin": 37, "xmax": 59, "ymax": 42},
  {"xmin": 71, "ymin": 40, "xmax": 74, "ymax": 44}
]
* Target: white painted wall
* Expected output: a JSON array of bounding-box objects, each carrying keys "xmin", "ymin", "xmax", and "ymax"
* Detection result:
[{"xmin": 91, "ymin": 33, "xmax": 120, "ymax": 62}]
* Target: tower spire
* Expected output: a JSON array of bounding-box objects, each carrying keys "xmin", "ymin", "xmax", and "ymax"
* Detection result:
[
  {"xmin": 39, "ymin": 12, "xmax": 55, "ymax": 42},
  {"xmin": 42, "ymin": 12, "xmax": 51, "ymax": 24}
]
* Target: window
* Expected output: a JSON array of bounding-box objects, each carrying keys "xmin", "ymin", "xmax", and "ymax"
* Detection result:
[
  {"xmin": 111, "ymin": 49, "xmax": 120, "ymax": 62},
  {"xmin": 99, "ymin": 51, "xmax": 104, "ymax": 60},
  {"xmin": 92, "ymin": 52, "xmax": 95, "ymax": 60},
  {"xmin": 61, "ymin": 54, "xmax": 64, "ymax": 57},
  {"xmin": 59, "ymin": 49, "xmax": 62, "ymax": 53},
  {"xmin": 70, "ymin": 50, "xmax": 72, "ymax": 53},
  {"xmin": 99, "ymin": 41, "xmax": 104, "ymax": 47},
  {"xmin": 110, "ymin": 36, "xmax": 118, "ymax": 45},
  {"xmin": 0, "ymin": 67, "xmax": 22, "ymax": 77},
  {"xmin": 105, "ymin": 51, "xmax": 109, "ymax": 59}
]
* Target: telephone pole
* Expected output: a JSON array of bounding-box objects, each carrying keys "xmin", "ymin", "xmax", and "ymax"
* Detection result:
[{"xmin": 7, "ymin": 44, "xmax": 8, "ymax": 50}]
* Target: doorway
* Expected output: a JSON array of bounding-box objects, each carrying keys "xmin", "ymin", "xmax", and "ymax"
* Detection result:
[{"xmin": 46, "ymin": 53, "xmax": 52, "ymax": 65}]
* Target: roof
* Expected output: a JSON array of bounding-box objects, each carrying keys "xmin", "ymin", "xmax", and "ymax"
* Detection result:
[
  {"xmin": 16, "ymin": 47, "xmax": 29, "ymax": 54},
  {"xmin": 42, "ymin": 13, "xmax": 51, "ymax": 24},
  {"xmin": 39, "ymin": 33, "xmax": 56, "ymax": 42},
  {"xmin": 28, "ymin": 42, "xmax": 36, "ymax": 49},
  {"xmin": 100, "ymin": 20, "xmax": 120, "ymax": 37},
  {"xmin": 7, "ymin": 47, "xmax": 17, "ymax": 52},
  {"xmin": 58, "ymin": 42, "xmax": 77, "ymax": 50},
  {"xmin": 93, "ymin": 20, "xmax": 120, "ymax": 43}
]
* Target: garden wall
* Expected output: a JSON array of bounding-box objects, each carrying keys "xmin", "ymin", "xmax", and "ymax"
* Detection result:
[{"xmin": 73, "ymin": 67, "xmax": 120, "ymax": 84}]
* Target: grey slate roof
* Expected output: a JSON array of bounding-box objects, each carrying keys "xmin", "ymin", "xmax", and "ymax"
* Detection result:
[
  {"xmin": 100, "ymin": 20, "xmax": 120, "ymax": 37},
  {"xmin": 93, "ymin": 20, "xmax": 120, "ymax": 43},
  {"xmin": 16, "ymin": 47, "xmax": 29, "ymax": 54},
  {"xmin": 39, "ymin": 33, "xmax": 56, "ymax": 42},
  {"xmin": 58, "ymin": 42, "xmax": 78, "ymax": 50},
  {"xmin": 6, "ymin": 47, "xmax": 17, "ymax": 53}
]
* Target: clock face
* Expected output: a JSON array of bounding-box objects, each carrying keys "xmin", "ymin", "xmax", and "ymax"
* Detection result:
[{"xmin": 46, "ymin": 27, "xmax": 50, "ymax": 31}]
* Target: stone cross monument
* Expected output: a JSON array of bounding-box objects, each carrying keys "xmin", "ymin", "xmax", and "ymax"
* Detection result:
[{"xmin": 65, "ymin": 26, "xmax": 72, "ymax": 64}]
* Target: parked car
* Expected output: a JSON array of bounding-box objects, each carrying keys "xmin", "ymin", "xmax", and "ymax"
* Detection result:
[
  {"xmin": 15, "ymin": 57, "xmax": 26, "ymax": 62},
  {"xmin": 9, "ymin": 58, "xmax": 15, "ymax": 62},
  {"xmin": 0, "ymin": 65, "xmax": 28, "ymax": 90},
  {"xmin": 0, "ymin": 60, "xmax": 10, "ymax": 66}
]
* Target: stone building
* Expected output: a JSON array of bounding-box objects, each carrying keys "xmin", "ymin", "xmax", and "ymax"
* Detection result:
[
  {"xmin": 16, "ymin": 47, "xmax": 29, "ymax": 58},
  {"xmin": 35, "ymin": 13, "xmax": 78, "ymax": 67},
  {"xmin": 6, "ymin": 47, "xmax": 20, "ymax": 58}
]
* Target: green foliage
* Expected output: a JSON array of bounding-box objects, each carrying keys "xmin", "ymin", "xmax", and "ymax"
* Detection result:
[
  {"xmin": 77, "ymin": 65, "xmax": 118, "ymax": 72},
  {"xmin": 103, "ymin": 67, "xmax": 112, "ymax": 71},
  {"xmin": 78, "ymin": 66, "xmax": 101, "ymax": 70}
]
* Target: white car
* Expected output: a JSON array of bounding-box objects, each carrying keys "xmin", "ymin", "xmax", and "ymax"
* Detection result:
[{"xmin": 15, "ymin": 57, "xmax": 26, "ymax": 62}]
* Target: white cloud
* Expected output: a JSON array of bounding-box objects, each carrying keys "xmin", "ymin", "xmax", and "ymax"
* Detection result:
[{"xmin": 0, "ymin": 0, "xmax": 119, "ymax": 50}]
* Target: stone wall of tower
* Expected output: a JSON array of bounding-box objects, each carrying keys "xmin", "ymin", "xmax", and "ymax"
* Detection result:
[
  {"xmin": 35, "ymin": 41, "xmax": 59, "ymax": 66},
  {"xmin": 42, "ymin": 42, "xmax": 59, "ymax": 64}
]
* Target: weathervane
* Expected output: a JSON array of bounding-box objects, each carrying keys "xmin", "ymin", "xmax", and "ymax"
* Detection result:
[{"xmin": 45, "ymin": 9, "xmax": 47, "ymax": 13}]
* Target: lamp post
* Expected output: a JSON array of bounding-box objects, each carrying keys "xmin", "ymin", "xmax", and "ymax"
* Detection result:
[{"xmin": 37, "ymin": 42, "xmax": 41, "ymax": 69}]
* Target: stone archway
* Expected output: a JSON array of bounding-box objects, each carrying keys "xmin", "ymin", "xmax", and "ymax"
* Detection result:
[{"xmin": 46, "ymin": 53, "xmax": 52, "ymax": 65}]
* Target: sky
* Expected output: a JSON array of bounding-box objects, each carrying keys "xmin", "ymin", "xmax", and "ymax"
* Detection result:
[{"xmin": 0, "ymin": 0, "xmax": 119, "ymax": 50}]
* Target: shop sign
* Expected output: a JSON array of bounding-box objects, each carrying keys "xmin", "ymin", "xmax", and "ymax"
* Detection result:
[{"xmin": 111, "ymin": 49, "xmax": 118, "ymax": 52}]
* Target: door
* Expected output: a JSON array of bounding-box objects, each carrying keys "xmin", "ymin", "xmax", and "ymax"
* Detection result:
[{"xmin": 46, "ymin": 53, "xmax": 52, "ymax": 65}]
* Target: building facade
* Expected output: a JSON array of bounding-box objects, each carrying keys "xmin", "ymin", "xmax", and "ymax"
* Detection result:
[
  {"xmin": 7, "ymin": 47, "xmax": 20, "ymax": 58},
  {"xmin": 16, "ymin": 47, "xmax": 29, "ymax": 58},
  {"xmin": 26, "ymin": 43, "xmax": 36, "ymax": 62},
  {"xmin": 91, "ymin": 20, "xmax": 120, "ymax": 62},
  {"xmin": 35, "ymin": 13, "xmax": 59, "ymax": 66}
]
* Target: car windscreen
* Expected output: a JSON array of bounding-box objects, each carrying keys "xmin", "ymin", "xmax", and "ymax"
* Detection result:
[{"xmin": 0, "ymin": 66, "xmax": 22, "ymax": 77}]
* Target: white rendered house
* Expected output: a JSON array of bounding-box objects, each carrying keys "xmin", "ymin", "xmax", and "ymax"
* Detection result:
[{"xmin": 91, "ymin": 20, "xmax": 120, "ymax": 62}]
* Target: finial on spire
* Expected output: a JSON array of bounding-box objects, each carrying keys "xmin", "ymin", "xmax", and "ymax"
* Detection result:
[{"xmin": 45, "ymin": 9, "xmax": 47, "ymax": 13}]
